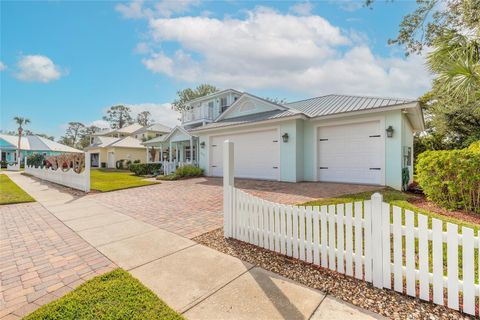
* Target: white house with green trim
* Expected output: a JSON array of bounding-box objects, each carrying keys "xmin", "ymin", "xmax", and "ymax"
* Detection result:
[
  {"xmin": 144, "ymin": 89, "xmax": 424, "ymax": 190},
  {"xmin": 0, "ymin": 134, "xmax": 82, "ymax": 164}
]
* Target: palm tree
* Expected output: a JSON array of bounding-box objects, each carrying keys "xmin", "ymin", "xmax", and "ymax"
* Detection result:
[
  {"xmin": 427, "ymin": 31, "xmax": 480, "ymax": 101},
  {"xmin": 13, "ymin": 117, "xmax": 30, "ymax": 164}
]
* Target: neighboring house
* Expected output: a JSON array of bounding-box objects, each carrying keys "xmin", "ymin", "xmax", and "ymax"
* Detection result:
[
  {"xmin": 0, "ymin": 134, "xmax": 82, "ymax": 163},
  {"xmin": 86, "ymin": 123, "xmax": 170, "ymax": 168},
  {"xmin": 145, "ymin": 89, "xmax": 424, "ymax": 190}
]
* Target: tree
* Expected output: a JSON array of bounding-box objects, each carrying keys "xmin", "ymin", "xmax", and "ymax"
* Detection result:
[
  {"xmin": 103, "ymin": 105, "xmax": 133, "ymax": 129},
  {"xmin": 137, "ymin": 111, "xmax": 153, "ymax": 126},
  {"xmin": 36, "ymin": 133, "xmax": 54, "ymax": 141},
  {"xmin": 60, "ymin": 122, "xmax": 86, "ymax": 148},
  {"xmin": 172, "ymin": 84, "xmax": 219, "ymax": 112},
  {"xmin": 265, "ymin": 97, "xmax": 287, "ymax": 104},
  {"xmin": 13, "ymin": 116, "xmax": 30, "ymax": 163},
  {"xmin": 79, "ymin": 125, "xmax": 99, "ymax": 149}
]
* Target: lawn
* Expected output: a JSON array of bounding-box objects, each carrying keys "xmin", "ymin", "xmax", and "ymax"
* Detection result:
[
  {"xmin": 301, "ymin": 188, "xmax": 479, "ymax": 232},
  {"xmin": 24, "ymin": 269, "xmax": 183, "ymax": 320},
  {"xmin": 0, "ymin": 174, "xmax": 35, "ymax": 205},
  {"xmin": 90, "ymin": 169, "xmax": 158, "ymax": 192}
]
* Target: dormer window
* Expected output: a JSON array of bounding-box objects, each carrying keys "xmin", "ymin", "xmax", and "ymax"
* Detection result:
[{"xmin": 220, "ymin": 97, "xmax": 227, "ymax": 107}]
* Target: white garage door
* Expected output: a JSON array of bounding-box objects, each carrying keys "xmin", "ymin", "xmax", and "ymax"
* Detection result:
[
  {"xmin": 210, "ymin": 129, "xmax": 279, "ymax": 180},
  {"xmin": 317, "ymin": 121, "xmax": 383, "ymax": 185}
]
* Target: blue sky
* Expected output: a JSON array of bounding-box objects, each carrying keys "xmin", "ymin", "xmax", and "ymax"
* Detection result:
[{"xmin": 0, "ymin": 0, "xmax": 431, "ymax": 139}]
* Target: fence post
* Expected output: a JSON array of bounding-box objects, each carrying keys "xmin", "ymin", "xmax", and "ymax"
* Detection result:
[
  {"xmin": 371, "ymin": 192, "xmax": 384, "ymax": 288},
  {"xmin": 84, "ymin": 152, "xmax": 91, "ymax": 193},
  {"xmin": 223, "ymin": 140, "xmax": 234, "ymax": 238}
]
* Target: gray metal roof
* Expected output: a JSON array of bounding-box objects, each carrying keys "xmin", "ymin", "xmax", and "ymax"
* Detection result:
[
  {"xmin": 191, "ymin": 110, "xmax": 299, "ymax": 131},
  {"xmin": 286, "ymin": 94, "xmax": 414, "ymax": 117}
]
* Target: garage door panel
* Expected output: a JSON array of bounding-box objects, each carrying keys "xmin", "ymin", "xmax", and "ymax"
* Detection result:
[
  {"xmin": 210, "ymin": 130, "xmax": 279, "ymax": 180},
  {"xmin": 317, "ymin": 121, "xmax": 383, "ymax": 185}
]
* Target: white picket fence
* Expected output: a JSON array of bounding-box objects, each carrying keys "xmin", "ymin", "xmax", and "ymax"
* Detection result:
[
  {"xmin": 24, "ymin": 153, "xmax": 90, "ymax": 192},
  {"xmin": 6, "ymin": 161, "xmax": 20, "ymax": 171},
  {"xmin": 221, "ymin": 141, "xmax": 479, "ymax": 316}
]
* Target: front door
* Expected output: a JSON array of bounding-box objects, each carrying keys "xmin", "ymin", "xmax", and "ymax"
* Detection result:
[{"xmin": 107, "ymin": 152, "xmax": 115, "ymax": 168}]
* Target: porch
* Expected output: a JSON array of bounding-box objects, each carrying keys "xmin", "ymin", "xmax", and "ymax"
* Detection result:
[{"xmin": 144, "ymin": 126, "xmax": 199, "ymax": 175}]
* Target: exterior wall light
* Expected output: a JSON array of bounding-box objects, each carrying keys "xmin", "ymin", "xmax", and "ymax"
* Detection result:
[
  {"xmin": 386, "ymin": 126, "xmax": 394, "ymax": 138},
  {"xmin": 282, "ymin": 133, "xmax": 289, "ymax": 143},
  {"xmin": 200, "ymin": 141, "xmax": 206, "ymax": 148}
]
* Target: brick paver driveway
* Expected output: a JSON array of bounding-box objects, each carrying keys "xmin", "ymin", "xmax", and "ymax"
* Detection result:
[
  {"xmin": 0, "ymin": 202, "xmax": 116, "ymax": 319},
  {"xmin": 91, "ymin": 177, "xmax": 381, "ymax": 239}
]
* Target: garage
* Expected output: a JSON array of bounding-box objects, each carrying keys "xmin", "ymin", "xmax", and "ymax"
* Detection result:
[
  {"xmin": 317, "ymin": 120, "xmax": 384, "ymax": 185},
  {"xmin": 210, "ymin": 129, "xmax": 280, "ymax": 180}
]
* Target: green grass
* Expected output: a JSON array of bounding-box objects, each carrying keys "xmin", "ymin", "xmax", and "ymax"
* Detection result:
[
  {"xmin": 91, "ymin": 169, "xmax": 158, "ymax": 192},
  {"xmin": 301, "ymin": 188, "xmax": 479, "ymax": 232},
  {"xmin": 0, "ymin": 174, "xmax": 35, "ymax": 205},
  {"xmin": 24, "ymin": 269, "xmax": 184, "ymax": 320}
]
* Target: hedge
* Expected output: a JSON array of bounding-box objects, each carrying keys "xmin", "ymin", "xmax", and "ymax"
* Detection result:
[
  {"xmin": 129, "ymin": 163, "xmax": 161, "ymax": 176},
  {"xmin": 416, "ymin": 141, "xmax": 480, "ymax": 214},
  {"xmin": 156, "ymin": 165, "xmax": 203, "ymax": 181}
]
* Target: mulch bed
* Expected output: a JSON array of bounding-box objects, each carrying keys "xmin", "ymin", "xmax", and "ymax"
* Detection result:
[
  {"xmin": 194, "ymin": 228, "xmax": 474, "ymax": 320},
  {"xmin": 409, "ymin": 196, "xmax": 480, "ymax": 226}
]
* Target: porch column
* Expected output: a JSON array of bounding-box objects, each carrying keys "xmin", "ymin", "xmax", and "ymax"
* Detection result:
[
  {"xmin": 179, "ymin": 142, "xmax": 184, "ymax": 162},
  {"xmin": 160, "ymin": 146, "xmax": 163, "ymax": 162},
  {"xmin": 146, "ymin": 147, "xmax": 150, "ymax": 163},
  {"xmin": 189, "ymin": 137, "xmax": 193, "ymax": 163},
  {"xmin": 169, "ymin": 141, "xmax": 172, "ymax": 161}
]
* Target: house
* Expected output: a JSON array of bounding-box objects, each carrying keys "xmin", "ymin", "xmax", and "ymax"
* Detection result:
[
  {"xmin": 144, "ymin": 89, "xmax": 424, "ymax": 190},
  {"xmin": 86, "ymin": 123, "xmax": 170, "ymax": 168},
  {"xmin": 0, "ymin": 134, "xmax": 82, "ymax": 163}
]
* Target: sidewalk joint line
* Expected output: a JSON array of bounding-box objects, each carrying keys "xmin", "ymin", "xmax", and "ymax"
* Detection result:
[{"xmin": 128, "ymin": 243, "xmax": 199, "ymax": 271}]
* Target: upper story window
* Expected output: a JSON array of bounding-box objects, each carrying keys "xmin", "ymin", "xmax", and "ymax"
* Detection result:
[
  {"xmin": 220, "ymin": 97, "xmax": 228, "ymax": 107},
  {"xmin": 208, "ymin": 101, "xmax": 214, "ymax": 118}
]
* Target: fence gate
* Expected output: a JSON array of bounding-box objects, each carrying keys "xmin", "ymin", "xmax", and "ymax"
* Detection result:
[{"xmin": 222, "ymin": 140, "xmax": 479, "ymax": 316}]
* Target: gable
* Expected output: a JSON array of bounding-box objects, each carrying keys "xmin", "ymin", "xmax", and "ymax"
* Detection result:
[
  {"xmin": 170, "ymin": 129, "xmax": 191, "ymax": 142},
  {"xmin": 219, "ymin": 95, "xmax": 286, "ymax": 120},
  {"xmin": 0, "ymin": 137, "xmax": 16, "ymax": 148}
]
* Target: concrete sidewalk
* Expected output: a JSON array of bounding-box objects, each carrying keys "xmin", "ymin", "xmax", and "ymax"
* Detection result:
[{"xmin": 5, "ymin": 172, "xmax": 384, "ymax": 320}]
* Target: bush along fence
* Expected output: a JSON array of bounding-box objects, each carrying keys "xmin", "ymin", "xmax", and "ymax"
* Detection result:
[
  {"xmin": 25, "ymin": 152, "xmax": 90, "ymax": 192},
  {"xmin": 222, "ymin": 141, "xmax": 479, "ymax": 316}
]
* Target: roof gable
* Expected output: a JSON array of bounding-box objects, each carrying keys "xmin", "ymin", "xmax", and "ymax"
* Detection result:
[{"xmin": 216, "ymin": 94, "xmax": 289, "ymax": 121}]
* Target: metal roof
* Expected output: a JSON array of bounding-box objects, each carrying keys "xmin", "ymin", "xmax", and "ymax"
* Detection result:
[
  {"xmin": 0, "ymin": 134, "xmax": 82, "ymax": 153},
  {"xmin": 191, "ymin": 110, "xmax": 299, "ymax": 131},
  {"xmin": 285, "ymin": 94, "xmax": 415, "ymax": 118}
]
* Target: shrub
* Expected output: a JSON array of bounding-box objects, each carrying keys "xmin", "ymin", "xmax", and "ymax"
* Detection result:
[
  {"xmin": 129, "ymin": 163, "xmax": 161, "ymax": 176},
  {"xmin": 175, "ymin": 165, "xmax": 203, "ymax": 178},
  {"xmin": 156, "ymin": 165, "xmax": 203, "ymax": 181},
  {"xmin": 416, "ymin": 141, "xmax": 480, "ymax": 214},
  {"xmin": 26, "ymin": 154, "xmax": 45, "ymax": 168},
  {"xmin": 116, "ymin": 159, "xmax": 125, "ymax": 170}
]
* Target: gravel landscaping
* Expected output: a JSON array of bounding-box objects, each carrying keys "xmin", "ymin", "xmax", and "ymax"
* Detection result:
[{"xmin": 194, "ymin": 228, "xmax": 473, "ymax": 320}]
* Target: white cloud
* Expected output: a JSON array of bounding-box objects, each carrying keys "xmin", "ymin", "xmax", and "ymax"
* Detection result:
[
  {"xmin": 90, "ymin": 120, "xmax": 110, "ymax": 129},
  {"xmin": 127, "ymin": 103, "xmax": 180, "ymax": 128},
  {"xmin": 0, "ymin": 61, "xmax": 6, "ymax": 71},
  {"xmin": 129, "ymin": 6, "xmax": 431, "ymax": 98},
  {"xmin": 116, "ymin": 0, "xmax": 200, "ymax": 19},
  {"xmin": 14, "ymin": 55, "xmax": 64, "ymax": 83},
  {"xmin": 333, "ymin": 0, "xmax": 364, "ymax": 12},
  {"xmin": 289, "ymin": 2, "xmax": 314, "ymax": 16}
]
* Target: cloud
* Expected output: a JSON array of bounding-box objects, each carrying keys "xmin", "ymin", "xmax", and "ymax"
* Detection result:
[
  {"xmin": 90, "ymin": 120, "xmax": 110, "ymax": 129},
  {"xmin": 332, "ymin": 0, "xmax": 364, "ymax": 12},
  {"xmin": 289, "ymin": 2, "xmax": 314, "ymax": 16},
  {"xmin": 14, "ymin": 55, "xmax": 64, "ymax": 83},
  {"xmin": 0, "ymin": 61, "xmax": 6, "ymax": 71},
  {"xmin": 127, "ymin": 103, "xmax": 181, "ymax": 128},
  {"xmin": 116, "ymin": 0, "xmax": 200, "ymax": 19},
  {"xmin": 127, "ymin": 6, "xmax": 431, "ymax": 98}
]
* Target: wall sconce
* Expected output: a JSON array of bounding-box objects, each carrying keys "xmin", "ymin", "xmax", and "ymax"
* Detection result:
[
  {"xmin": 386, "ymin": 126, "xmax": 394, "ymax": 138},
  {"xmin": 282, "ymin": 133, "xmax": 289, "ymax": 143},
  {"xmin": 200, "ymin": 141, "xmax": 206, "ymax": 148}
]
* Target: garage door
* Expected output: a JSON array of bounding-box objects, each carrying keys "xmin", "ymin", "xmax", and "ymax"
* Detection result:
[
  {"xmin": 210, "ymin": 129, "xmax": 279, "ymax": 180},
  {"xmin": 317, "ymin": 121, "xmax": 383, "ymax": 185}
]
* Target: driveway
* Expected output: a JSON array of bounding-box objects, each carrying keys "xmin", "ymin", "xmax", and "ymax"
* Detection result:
[{"xmin": 91, "ymin": 177, "xmax": 381, "ymax": 238}]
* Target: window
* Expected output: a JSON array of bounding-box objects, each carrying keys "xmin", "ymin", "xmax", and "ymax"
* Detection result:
[
  {"xmin": 220, "ymin": 97, "xmax": 227, "ymax": 107},
  {"xmin": 208, "ymin": 101, "xmax": 214, "ymax": 118}
]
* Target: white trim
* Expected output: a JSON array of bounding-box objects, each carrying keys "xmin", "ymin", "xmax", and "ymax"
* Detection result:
[
  {"xmin": 215, "ymin": 93, "xmax": 289, "ymax": 122},
  {"xmin": 313, "ymin": 116, "xmax": 386, "ymax": 186},
  {"xmin": 186, "ymin": 89, "xmax": 242, "ymax": 105},
  {"xmin": 192, "ymin": 114, "xmax": 306, "ymax": 134},
  {"xmin": 208, "ymin": 126, "xmax": 281, "ymax": 181}
]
